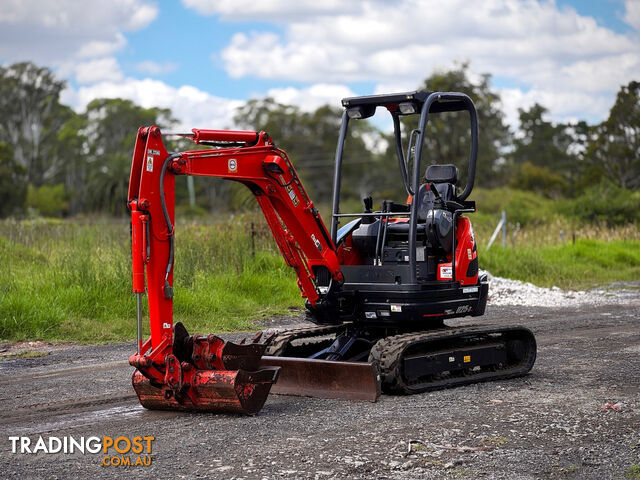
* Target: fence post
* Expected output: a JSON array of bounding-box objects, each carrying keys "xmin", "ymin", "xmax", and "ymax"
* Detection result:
[
  {"xmin": 187, "ymin": 176, "xmax": 196, "ymax": 209},
  {"xmin": 501, "ymin": 210, "xmax": 507, "ymax": 248},
  {"xmin": 251, "ymin": 222, "xmax": 255, "ymax": 258},
  {"xmin": 486, "ymin": 210, "xmax": 507, "ymax": 249}
]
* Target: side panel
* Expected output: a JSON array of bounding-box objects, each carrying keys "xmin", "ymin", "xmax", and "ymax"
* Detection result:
[
  {"xmin": 436, "ymin": 216, "xmax": 478, "ymax": 285},
  {"xmin": 453, "ymin": 217, "xmax": 478, "ymax": 286}
]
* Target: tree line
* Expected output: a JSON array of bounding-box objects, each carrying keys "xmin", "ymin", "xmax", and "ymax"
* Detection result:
[{"xmin": 0, "ymin": 61, "xmax": 637, "ymax": 219}]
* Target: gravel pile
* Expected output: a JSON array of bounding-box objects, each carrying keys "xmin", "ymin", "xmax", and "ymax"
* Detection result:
[{"xmin": 485, "ymin": 271, "xmax": 640, "ymax": 307}]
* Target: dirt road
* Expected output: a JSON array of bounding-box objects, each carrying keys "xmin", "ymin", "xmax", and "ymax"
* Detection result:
[{"xmin": 1, "ymin": 299, "xmax": 639, "ymax": 479}]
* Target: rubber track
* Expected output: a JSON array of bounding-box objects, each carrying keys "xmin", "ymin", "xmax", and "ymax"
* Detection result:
[
  {"xmin": 368, "ymin": 324, "xmax": 537, "ymax": 394},
  {"xmin": 265, "ymin": 324, "xmax": 346, "ymax": 356}
]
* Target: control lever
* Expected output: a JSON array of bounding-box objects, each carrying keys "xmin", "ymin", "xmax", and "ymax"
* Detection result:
[
  {"xmin": 363, "ymin": 196, "xmax": 373, "ymax": 213},
  {"xmin": 428, "ymin": 183, "xmax": 464, "ymax": 211},
  {"xmin": 362, "ymin": 196, "xmax": 374, "ymax": 224},
  {"xmin": 428, "ymin": 182, "xmax": 445, "ymax": 208}
]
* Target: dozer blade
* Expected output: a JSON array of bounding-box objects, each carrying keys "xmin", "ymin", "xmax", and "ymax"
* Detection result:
[
  {"xmin": 260, "ymin": 356, "xmax": 381, "ymax": 402},
  {"xmin": 132, "ymin": 367, "xmax": 280, "ymax": 415}
]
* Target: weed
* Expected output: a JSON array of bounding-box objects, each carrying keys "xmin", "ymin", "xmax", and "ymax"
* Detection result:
[
  {"xmin": 626, "ymin": 464, "xmax": 640, "ymax": 479},
  {"xmin": 482, "ymin": 436, "xmax": 509, "ymax": 447},
  {"xmin": 0, "ymin": 216, "xmax": 299, "ymax": 342},
  {"xmin": 0, "ymin": 350, "xmax": 49, "ymax": 360}
]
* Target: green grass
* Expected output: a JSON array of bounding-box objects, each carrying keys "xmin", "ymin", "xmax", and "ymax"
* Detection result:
[
  {"xmin": 480, "ymin": 239, "xmax": 640, "ymax": 289},
  {"xmin": 1, "ymin": 213, "xmax": 638, "ymax": 342},
  {"xmin": 0, "ymin": 216, "xmax": 300, "ymax": 342}
]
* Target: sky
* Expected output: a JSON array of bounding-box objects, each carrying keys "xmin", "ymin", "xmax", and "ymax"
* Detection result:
[{"xmin": 0, "ymin": 0, "xmax": 638, "ymax": 131}]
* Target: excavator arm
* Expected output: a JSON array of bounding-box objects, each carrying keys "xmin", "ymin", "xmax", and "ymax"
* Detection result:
[
  {"xmin": 126, "ymin": 126, "xmax": 370, "ymax": 414},
  {"xmin": 128, "ymin": 126, "xmax": 344, "ymax": 346}
]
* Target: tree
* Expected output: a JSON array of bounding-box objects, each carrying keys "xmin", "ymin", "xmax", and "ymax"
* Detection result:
[
  {"xmin": 83, "ymin": 99, "xmax": 173, "ymax": 215},
  {"xmin": 508, "ymin": 162, "xmax": 567, "ymax": 199},
  {"xmin": 54, "ymin": 110, "xmax": 89, "ymax": 215},
  {"xmin": 0, "ymin": 142, "xmax": 27, "ymax": 217},
  {"xmin": 0, "ymin": 62, "xmax": 69, "ymax": 186},
  {"xmin": 234, "ymin": 99, "xmax": 385, "ymax": 206},
  {"xmin": 414, "ymin": 64, "xmax": 512, "ymax": 189},
  {"xmin": 511, "ymin": 103, "xmax": 577, "ymax": 178},
  {"xmin": 586, "ymin": 81, "xmax": 640, "ymax": 189}
]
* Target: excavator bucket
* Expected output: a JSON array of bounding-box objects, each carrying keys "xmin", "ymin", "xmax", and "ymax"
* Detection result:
[
  {"xmin": 260, "ymin": 356, "xmax": 381, "ymax": 402},
  {"xmin": 130, "ymin": 325, "xmax": 280, "ymax": 415},
  {"xmin": 132, "ymin": 367, "xmax": 280, "ymax": 414}
]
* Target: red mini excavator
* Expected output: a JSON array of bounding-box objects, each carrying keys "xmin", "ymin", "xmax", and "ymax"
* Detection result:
[{"xmin": 127, "ymin": 91, "xmax": 536, "ymax": 414}]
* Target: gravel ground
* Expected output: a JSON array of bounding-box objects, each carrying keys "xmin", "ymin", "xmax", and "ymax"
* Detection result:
[
  {"xmin": 486, "ymin": 272, "xmax": 639, "ymax": 307},
  {"xmin": 0, "ymin": 280, "xmax": 638, "ymax": 479}
]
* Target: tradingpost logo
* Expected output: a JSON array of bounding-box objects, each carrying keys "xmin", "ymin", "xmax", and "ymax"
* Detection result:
[{"xmin": 8, "ymin": 435, "xmax": 155, "ymax": 467}]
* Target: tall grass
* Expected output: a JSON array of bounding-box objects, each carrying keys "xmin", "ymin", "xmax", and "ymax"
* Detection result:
[
  {"xmin": 0, "ymin": 215, "xmax": 300, "ymax": 342},
  {"xmin": 473, "ymin": 216, "xmax": 640, "ymax": 250},
  {"xmin": 480, "ymin": 239, "xmax": 640, "ymax": 289}
]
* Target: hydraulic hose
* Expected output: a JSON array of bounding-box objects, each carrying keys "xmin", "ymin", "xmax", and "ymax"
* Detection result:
[{"xmin": 160, "ymin": 153, "xmax": 182, "ymax": 299}]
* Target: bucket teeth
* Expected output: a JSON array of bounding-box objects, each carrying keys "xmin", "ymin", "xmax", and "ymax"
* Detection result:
[
  {"xmin": 172, "ymin": 322, "xmax": 193, "ymax": 363},
  {"xmin": 221, "ymin": 341, "xmax": 268, "ymax": 371},
  {"xmin": 130, "ymin": 324, "xmax": 282, "ymax": 414},
  {"xmin": 221, "ymin": 330, "xmax": 277, "ymax": 370}
]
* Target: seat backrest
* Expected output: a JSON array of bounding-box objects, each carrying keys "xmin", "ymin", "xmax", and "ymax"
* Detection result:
[{"xmin": 425, "ymin": 164, "xmax": 458, "ymax": 185}]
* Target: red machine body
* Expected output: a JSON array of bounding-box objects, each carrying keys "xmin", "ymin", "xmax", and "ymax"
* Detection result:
[{"xmin": 126, "ymin": 90, "xmax": 535, "ymax": 413}]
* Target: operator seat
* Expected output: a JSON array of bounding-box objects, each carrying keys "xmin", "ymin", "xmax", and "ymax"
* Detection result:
[
  {"xmin": 383, "ymin": 164, "xmax": 459, "ymax": 254},
  {"xmin": 416, "ymin": 164, "xmax": 458, "ymax": 220},
  {"xmin": 350, "ymin": 165, "xmax": 459, "ymax": 257},
  {"xmin": 386, "ymin": 164, "xmax": 459, "ymax": 234}
]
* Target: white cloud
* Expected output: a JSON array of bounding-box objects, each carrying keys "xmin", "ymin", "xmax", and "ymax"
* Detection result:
[
  {"xmin": 0, "ymin": 0, "xmax": 157, "ymax": 63},
  {"xmin": 136, "ymin": 61, "xmax": 179, "ymax": 75},
  {"xmin": 73, "ymin": 57, "xmax": 124, "ymax": 84},
  {"xmin": 625, "ymin": 0, "xmax": 640, "ymax": 30},
  {"xmin": 265, "ymin": 84, "xmax": 357, "ymax": 111},
  {"xmin": 76, "ymin": 33, "xmax": 127, "ymax": 59},
  {"xmin": 218, "ymin": 0, "xmax": 637, "ymax": 84},
  {"xmin": 62, "ymin": 79, "xmax": 358, "ymax": 131},
  {"xmin": 213, "ymin": 0, "xmax": 640, "ymax": 126},
  {"xmin": 182, "ymin": 0, "xmax": 364, "ymax": 20},
  {"xmin": 62, "ymin": 78, "xmax": 244, "ymax": 131}
]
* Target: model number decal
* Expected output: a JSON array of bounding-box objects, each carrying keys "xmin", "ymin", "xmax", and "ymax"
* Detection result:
[
  {"xmin": 440, "ymin": 266, "xmax": 452, "ymax": 279},
  {"xmin": 286, "ymin": 185, "xmax": 299, "ymax": 206},
  {"xmin": 311, "ymin": 234, "xmax": 322, "ymax": 252}
]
